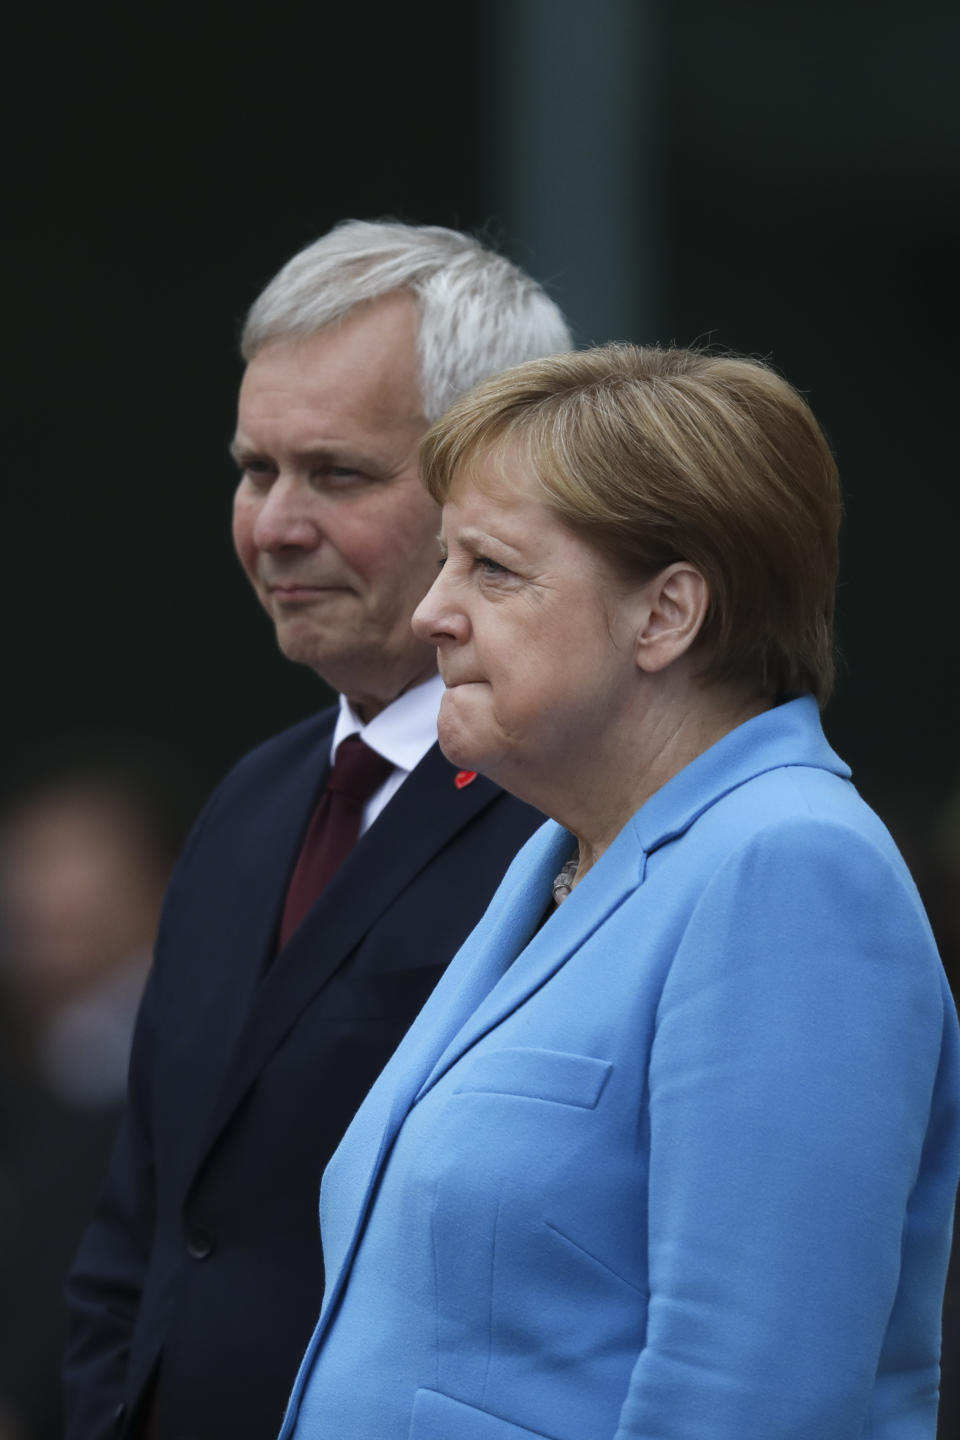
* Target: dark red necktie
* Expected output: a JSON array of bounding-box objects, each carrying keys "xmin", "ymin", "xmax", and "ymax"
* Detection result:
[{"xmin": 277, "ymin": 736, "xmax": 394, "ymax": 950}]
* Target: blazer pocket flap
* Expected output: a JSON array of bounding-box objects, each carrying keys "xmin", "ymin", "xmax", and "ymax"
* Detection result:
[
  {"xmin": 452, "ymin": 1047, "xmax": 612, "ymax": 1109},
  {"xmin": 410, "ymin": 1388, "xmax": 557, "ymax": 1440}
]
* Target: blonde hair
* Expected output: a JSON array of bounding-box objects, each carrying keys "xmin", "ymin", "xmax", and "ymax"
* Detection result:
[{"xmin": 421, "ymin": 345, "xmax": 842, "ymax": 704}]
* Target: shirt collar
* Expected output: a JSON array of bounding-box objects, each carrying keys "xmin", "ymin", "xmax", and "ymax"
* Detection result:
[{"xmin": 331, "ymin": 673, "xmax": 445, "ymax": 775}]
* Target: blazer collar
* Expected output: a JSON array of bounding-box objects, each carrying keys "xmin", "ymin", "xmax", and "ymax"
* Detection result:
[{"xmin": 630, "ymin": 695, "xmax": 848, "ymax": 855}]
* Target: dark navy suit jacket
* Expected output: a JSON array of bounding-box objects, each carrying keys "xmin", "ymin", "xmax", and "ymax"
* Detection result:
[{"xmin": 63, "ymin": 707, "xmax": 542, "ymax": 1440}]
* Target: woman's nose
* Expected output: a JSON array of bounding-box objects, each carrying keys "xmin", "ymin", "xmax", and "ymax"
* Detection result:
[{"xmin": 412, "ymin": 569, "xmax": 467, "ymax": 645}]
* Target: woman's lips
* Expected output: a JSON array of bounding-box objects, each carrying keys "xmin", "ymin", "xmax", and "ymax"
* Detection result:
[{"xmin": 440, "ymin": 674, "xmax": 483, "ymax": 688}]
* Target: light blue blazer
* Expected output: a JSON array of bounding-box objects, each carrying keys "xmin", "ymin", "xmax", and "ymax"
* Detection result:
[{"xmin": 280, "ymin": 698, "xmax": 960, "ymax": 1440}]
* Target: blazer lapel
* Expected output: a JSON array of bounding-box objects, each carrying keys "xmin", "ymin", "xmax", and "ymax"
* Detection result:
[
  {"xmin": 413, "ymin": 817, "xmax": 645, "ymax": 1098},
  {"xmin": 315, "ymin": 819, "xmax": 645, "ymax": 1333},
  {"xmin": 188, "ymin": 743, "xmax": 514, "ymax": 1181},
  {"xmin": 403, "ymin": 697, "xmax": 846, "ymax": 1111}
]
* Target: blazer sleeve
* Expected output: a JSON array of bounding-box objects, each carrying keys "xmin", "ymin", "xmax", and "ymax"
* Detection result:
[{"xmin": 616, "ymin": 816, "xmax": 957, "ymax": 1440}]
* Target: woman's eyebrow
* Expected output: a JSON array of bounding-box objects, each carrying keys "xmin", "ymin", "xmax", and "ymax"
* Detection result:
[{"xmin": 454, "ymin": 525, "xmax": 525, "ymax": 558}]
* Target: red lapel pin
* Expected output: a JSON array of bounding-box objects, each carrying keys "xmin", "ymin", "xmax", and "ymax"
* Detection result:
[{"xmin": 454, "ymin": 770, "xmax": 478, "ymax": 789}]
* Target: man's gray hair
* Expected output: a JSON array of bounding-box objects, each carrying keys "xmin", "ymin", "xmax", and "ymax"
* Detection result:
[{"xmin": 241, "ymin": 220, "xmax": 573, "ymax": 422}]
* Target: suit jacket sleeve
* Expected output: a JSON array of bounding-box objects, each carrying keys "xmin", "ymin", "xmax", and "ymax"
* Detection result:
[
  {"xmin": 62, "ymin": 953, "xmax": 159, "ymax": 1438},
  {"xmin": 62, "ymin": 781, "xmax": 220, "ymax": 1439},
  {"xmin": 617, "ymin": 818, "xmax": 955, "ymax": 1439}
]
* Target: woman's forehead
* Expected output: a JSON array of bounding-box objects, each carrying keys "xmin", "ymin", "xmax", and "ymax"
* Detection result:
[{"xmin": 447, "ymin": 434, "xmax": 547, "ymax": 507}]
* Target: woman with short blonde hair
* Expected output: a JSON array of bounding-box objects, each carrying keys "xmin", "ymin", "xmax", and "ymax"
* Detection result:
[
  {"xmin": 280, "ymin": 345, "xmax": 959, "ymax": 1440},
  {"xmin": 421, "ymin": 344, "xmax": 842, "ymax": 702}
]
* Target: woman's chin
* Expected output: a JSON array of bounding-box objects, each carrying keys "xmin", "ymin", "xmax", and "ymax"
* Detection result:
[
  {"xmin": 436, "ymin": 724, "xmax": 483, "ymax": 773},
  {"xmin": 436, "ymin": 698, "xmax": 489, "ymax": 773}
]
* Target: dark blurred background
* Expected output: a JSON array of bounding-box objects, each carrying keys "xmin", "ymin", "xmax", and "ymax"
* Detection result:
[
  {"xmin": 3, "ymin": 2, "xmax": 959, "ymax": 1436},
  {"xmin": 7, "ymin": 0, "xmax": 960, "ymax": 807}
]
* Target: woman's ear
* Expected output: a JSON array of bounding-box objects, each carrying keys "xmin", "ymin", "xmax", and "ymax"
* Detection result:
[{"xmin": 634, "ymin": 563, "xmax": 709, "ymax": 674}]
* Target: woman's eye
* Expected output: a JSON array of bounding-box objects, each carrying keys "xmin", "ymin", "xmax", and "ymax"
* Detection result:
[{"xmin": 476, "ymin": 556, "xmax": 507, "ymax": 577}]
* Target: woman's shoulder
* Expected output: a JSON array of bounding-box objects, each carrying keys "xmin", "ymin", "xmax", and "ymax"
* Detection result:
[
  {"xmin": 706, "ymin": 761, "xmax": 912, "ymax": 893},
  {"xmin": 640, "ymin": 760, "xmax": 942, "ymax": 995}
]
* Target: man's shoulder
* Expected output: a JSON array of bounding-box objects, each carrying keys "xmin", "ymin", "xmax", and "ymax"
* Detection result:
[
  {"xmin": 224, "ymin": 706, "xmax": 339, "ymax": 786},
  {"xmin": 176, "ymin": 708, "xmax": 339, "ymax": 860}
]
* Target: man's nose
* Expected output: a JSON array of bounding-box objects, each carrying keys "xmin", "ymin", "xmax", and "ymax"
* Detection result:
[{"xmin": 251, "ymin": 477, "xmax": 319, "ymax": 551}]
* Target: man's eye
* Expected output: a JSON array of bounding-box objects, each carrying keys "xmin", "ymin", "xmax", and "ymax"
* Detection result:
[
  {"xmin": 476, "ymin": 555, "xmax": 507, "ymax": 577},
  {"xmin": 241, "ymin": 460, "xmax": 275, "ymax": 485},
  {"xmin": 321, "ymin": 466, "xmax": 364, "ymax": 487}
]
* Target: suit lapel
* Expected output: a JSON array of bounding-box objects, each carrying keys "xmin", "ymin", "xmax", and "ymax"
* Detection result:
[
  {"xmin": 315, "ymin": 819, "xmax": 645, "ymax": 1333},
  {"xmin": 171, "ymin": 715, "xmax": 333, "ymax": 1195},
  {"xmin": 188, "ymin": 743, "xmax": 512, "ymax": 1183}
]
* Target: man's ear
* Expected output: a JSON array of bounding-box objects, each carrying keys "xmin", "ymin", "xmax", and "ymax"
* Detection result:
[{"xmin": 635, "ymin": 563, "xmax": 709, "ymax": 674}]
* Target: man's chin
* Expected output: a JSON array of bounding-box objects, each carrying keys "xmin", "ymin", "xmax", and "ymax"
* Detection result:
[
  {"xmin": 273, "ymin": 624, "xmax": 438, "ymax": 711},
  {"xmin": 273, "ymin": 625, "xmax": 338, "ymax": 676}
]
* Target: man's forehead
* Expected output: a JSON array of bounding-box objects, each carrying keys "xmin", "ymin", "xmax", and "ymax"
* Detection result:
[
  {"xmin": 245, "ymin": 292, "xmax": 421, "ymax": 380},
  {"xmin": 232, "ymin": 395, "xmax": 426, "ymax": 453},
  {"xmin": 238, "ymin": 315, "xmax": 425, "ymax": 435}
]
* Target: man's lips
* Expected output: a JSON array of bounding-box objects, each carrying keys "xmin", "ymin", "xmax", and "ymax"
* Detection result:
[{"xmin": 265, "ymin": 582, "xmax": 353, "ymax": 603}]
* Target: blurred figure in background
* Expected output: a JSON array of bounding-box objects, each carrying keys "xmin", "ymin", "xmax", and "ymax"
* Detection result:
[{"xmin": 0, "ymin": 743, "xmax": 199, "ymax": 1440}]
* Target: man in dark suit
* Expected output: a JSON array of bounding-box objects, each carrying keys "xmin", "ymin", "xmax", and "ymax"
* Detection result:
[{"xmin": 63, "ymin": 222, "xmax": 572, "ymax": 1440}]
